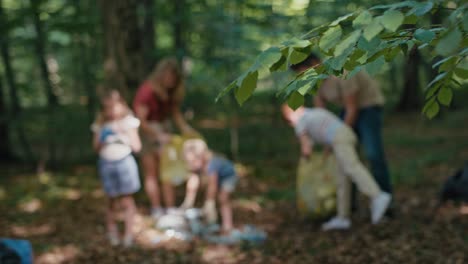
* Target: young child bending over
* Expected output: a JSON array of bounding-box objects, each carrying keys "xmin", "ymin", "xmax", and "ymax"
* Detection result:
[
  {"xmin": 92, "ymin": 90, "xmax": 142, "ymax": 246},
  {"xmin": 180, "ymin": 139, "xmax": 238, "ymax": 233},
  {"xmin": 282, "ymin": 105, "xmax": 391, "ymax": 231}
]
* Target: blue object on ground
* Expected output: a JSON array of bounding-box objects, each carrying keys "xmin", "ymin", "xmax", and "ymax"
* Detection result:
[
  {"xmin": 204, "ymin": 225, "xmax": 267, "ymax": 245},
  {"xmin": 0, "ymin": 238, "xmax": 33, "ymax": 264}
]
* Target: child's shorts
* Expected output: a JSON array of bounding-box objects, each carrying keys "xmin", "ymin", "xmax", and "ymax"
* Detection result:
[
  {"xmin": 219, "ymin": 174, "xmax": 238, "ymax": 193},
  {"xmin": 98, "ymin": 155, "xmax": 141, "ymax": 198}
]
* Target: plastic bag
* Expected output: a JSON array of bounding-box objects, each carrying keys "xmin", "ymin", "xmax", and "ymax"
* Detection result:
[
  {"xmin": 296, "ymin": 152, "xmax": 337, "ymax": 217},
  {"xmin": 160, "ymin": 134, "xmax": 203, "ymax": 186}
]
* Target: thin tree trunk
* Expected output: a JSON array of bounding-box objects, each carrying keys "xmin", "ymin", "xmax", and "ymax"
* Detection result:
[
  {"xmin": 141, "ymin": 0, "xmax": 156, "ymax": 74},
  {"xmin": 31, "ymin": 0, "xmax": 58, "ymax": 167},
  {"xmin": 397, "ymin": 47, "xmax": 421, "ymax": 111},
  {"xmin": 74, "ymin": 0, "xmax": 96, "ymax": 121},
  {"xmin": 173, "ymin": 0, "xmax": 186, "ymax": 62},
  {"xmin": 0, "ymin": 75, "xmax": 13, "ymax": 161},
  {"xmin": 99, "ymin": 0, "xmax": 145, "ymax": 101},
  {"xmin": 0, "ymin": 1, "xmax": 33, "ymax": 162},
  {"xmin": 0, "ymin": 2, "xmax": 20, "ymax": 114},
  {"xmin": 31, "ymin": 0, "xmax": 58, "ymax": 106}
]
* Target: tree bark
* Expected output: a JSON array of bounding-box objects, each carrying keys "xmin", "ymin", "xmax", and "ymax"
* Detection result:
[
  {"xmin": 0, "ymin": 75, "xmax": 13, "ymax": 161},
  {"xmin": 99, "ymin": 0, "xmax": 145, "ymax": 100},
  {"xmin": 141, "ymin": 0, "xmax": 156, "ymax": 74},
  {"xmin": 0, "ymin": 2, "xmax": 20, "ymax": 114},
  {"xmin": 30, "ymin": 0, "xmax": 58, "ymax": 106},
  {"xmin": 0, "ymin": 1, "xmax": 34, "ymax": 162},
  {"xmin": 173, "ymin": 0, "xmax": 186, "ymax": 62},
  {"xmin": 397, "ymin": 47, "xmax": 422, "ymax": 111}
]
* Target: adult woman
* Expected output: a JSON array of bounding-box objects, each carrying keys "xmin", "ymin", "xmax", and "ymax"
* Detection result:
[{"xmin": 133, "ymin": 58, "xmax": 194, "ymax": 218}]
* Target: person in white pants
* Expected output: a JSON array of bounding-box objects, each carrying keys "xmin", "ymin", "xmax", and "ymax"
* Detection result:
[{"xmin": 282, "ymin": 105, "xmax": 391, "ymax": 230}]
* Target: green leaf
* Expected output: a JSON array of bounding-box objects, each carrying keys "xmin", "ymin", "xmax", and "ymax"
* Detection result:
[
  {"xmin": 435, "ymin": 28, "xmax": 462, "ymax": 56},
  {"xmin": 349, "ymin": 49, "xmax": 366, "ymax": 62},
  {"xmin": 408, "ymin": 2, "xmax": 433, "ymax": 16},
  {"xmin": 353, "ymin": 11, "xmax": 372, "ymax": 28},
  {"xmin": 437, "ymin": 87, "xmax": 452, "ymax": 106},
  {"xmin": 427, "ymin": 72, "xmax": 448, "ymax": 88},
  {"xmin": 328, "ymin": 45, "xmax": 355, "ymax": 70},
  {"xmin": 346, "ymin": 66, "xmax": 362, "ymax": 79},
  {"xmin": 270, "ymin": 55, "xmax": 287, "ymax": 72},
  {"xmin": 423, "ymin": 98, "xmax": 439, "ymax": 119},
  {"xmin": 370, "ymin": 1, "xmax": 417, "ymax": 10},
  {"xmin": 358, "ymin": 36, "xmax": 381, "ymax": 52},
  {"xmin": 330, "ymin": 13, "xmax": 355, "ymax": 26},
  {"xmin": 334, "ymin": 30, "xmax": 361, "ymax": 56},
  {"xmin": 414, "ymin": 29, "xmax": 435, "ymax": 43},
  {"xmin": 403, "ymin": 14, "xmax": 418, "ymax": 25},
  {"xmin": 425, "ymin": 83, "xmax": 440, "ymax": 99},
  {"xmin": 235, "ymin": 71, "xmax": 258, "ymax": 105},
  {"xmin": 319, "ymin": 25, "xmax": 343, "ymax": 52},
  {"xmin": 282, "ymin": 38, "xmax": 311, "ymax": 48},
  {"xmin": 254, "ymin": 47, "xmax": 283, "ymax": 71},
  {"xmin": 363, "ymin": 20, "xmax": 383, "ymax": 41},
  {"xmin": 464, "ymin": 14, "xmax": 468, "ymax": 32},
  {"xmin": 439, "ymin": 57, "xmax": 458, "ymax": 72},
  {"xmin": 216, "ymin": 81, "xmax": 237, "ymax": 102},
  {"xmin": 287, "ymin": 91, "xmax": 304, "ymax": 110},
  {"xmin": 289, "ymin": 48, "xmax": 310, "ymax": 64},
  {"xmin": 380, "ymin": 10, "xmax": 404, "ymax": 32},
  {"xmin": 454, "ymin": 67, "xmax": 468, "ymax": 79},
  {"xmin": 384, "ymin": 47, "xmax": 401, "ymax": 61},
  {"xmin": 365, "ymin": 56, "xmax": 385, "ymax": 76}
]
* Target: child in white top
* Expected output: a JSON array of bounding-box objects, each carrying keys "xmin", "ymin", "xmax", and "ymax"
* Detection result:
[{"xmin": 91, "ymin": 90, "xmax": 142, "ymax": 246}]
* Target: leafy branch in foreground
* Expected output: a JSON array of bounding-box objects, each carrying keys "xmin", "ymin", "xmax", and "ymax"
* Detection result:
[{"xmin": 217, "ymin": 0, "xmax": 468, "ymax": 119}]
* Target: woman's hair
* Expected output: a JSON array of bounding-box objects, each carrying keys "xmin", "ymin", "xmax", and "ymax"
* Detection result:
[
  {"xmin": 94, "ymin": 89, "xmax": 130, "ymax": 125},
  {"xmin": 183, "ymin": 139, "xmax": 212, "ymax": 161},
  {"xmin": 148, "ymin": 57, "xmax": 185, "ymax": 103}
]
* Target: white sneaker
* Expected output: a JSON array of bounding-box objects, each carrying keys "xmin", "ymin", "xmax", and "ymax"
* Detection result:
[
  {"xmin": 371, "ymin": 192, "xmax": 392, "ymax": 224},
  {"xmin": 151, "ymin": 207, "xmax": 165, "ymax": 219},
  {"xmin": 321, "ymin": 217, "xmax": 351, "ymax": 231}
]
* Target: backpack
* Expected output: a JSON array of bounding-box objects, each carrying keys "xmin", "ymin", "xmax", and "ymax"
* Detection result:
[{"xmin": 0, "ymin": 242, "xmax": 21, "ymax": 264}]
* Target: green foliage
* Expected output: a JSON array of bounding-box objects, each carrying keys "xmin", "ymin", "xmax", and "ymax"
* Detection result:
[{"xmin": 219, "ymin": 0, "xmax": 468, "ymax": 119}]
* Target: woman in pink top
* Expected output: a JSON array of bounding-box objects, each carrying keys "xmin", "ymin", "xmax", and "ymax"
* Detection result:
[{"xmin": 133, "ymin": 58, "xmax": 195, "ymax": 218}]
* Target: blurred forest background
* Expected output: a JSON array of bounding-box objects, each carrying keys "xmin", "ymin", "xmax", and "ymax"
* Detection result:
[
  {"xmin": 1, "ymin": 0, "xmax": 466, "ymax": 166},
  {"xmin": 1, "ymin": 0, "xmax": 467, "ymax": 263}
]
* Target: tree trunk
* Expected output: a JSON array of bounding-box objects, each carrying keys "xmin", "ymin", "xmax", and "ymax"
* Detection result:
[
  {"xmin": 0, "ymin": 1, "xmax": 34, "ymax": 162},
  {"xmin": 31, "ymin": 0, "xmax": 58, "ymax": 106},
  {"xmin": 141, "ymin": 0, "xmax": 156, "ymax": 74},
  {"xmin": 0, "ymin": 2, "xmax": 20, "ymax": 114},
  {"xmin": 0, "ymin": 75, "xmax": 13, "ymax": 161},
  {"xmin": 73, "ymin": 0, "xmax": 96, "ymax": 121},
  {"xmin": 173, "ymin": 0, "xmax": 186, "ymax": 62},
  {"xmin": 397, "ymin": 47, "xmax": 422, "ymax": 111},
  {"xmin": 99, "ymin": 0, "xmax": 145, "ymax": 100}
]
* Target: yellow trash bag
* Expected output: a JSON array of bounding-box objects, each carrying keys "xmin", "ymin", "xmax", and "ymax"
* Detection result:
[
  {"xmin": 160, "ymin": 134, "xmax": 202, "ymax": 186},
  {"xmin": 297, "ymin": 153, "xmax": 338, "ymax": 217}
]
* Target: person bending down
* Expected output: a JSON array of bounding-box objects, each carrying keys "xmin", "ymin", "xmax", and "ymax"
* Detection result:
[
  {"xmin": 282, "ymin": 105, "xmax": 391, "ymax": 230},
  {"xmin": 180, "ymin": 139, "xmax": 238, "ymax": 234}
]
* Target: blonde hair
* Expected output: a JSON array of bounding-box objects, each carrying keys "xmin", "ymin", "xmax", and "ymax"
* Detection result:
[
  {"xmin": 148, "ymin": 57, "xmax": 185, "ymax": 103},
  {"xmin": 183, "ymin": 139, "xmax": 212, "ymax": 161},
  {"xmin": 94, "ymin": 89, "xmax": 130, "ymax": 125}
]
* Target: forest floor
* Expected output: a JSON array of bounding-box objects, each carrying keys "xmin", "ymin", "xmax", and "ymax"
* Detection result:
[{"xmin": 1, "ymin": 109, "xmax": 468, "ymax": 263}]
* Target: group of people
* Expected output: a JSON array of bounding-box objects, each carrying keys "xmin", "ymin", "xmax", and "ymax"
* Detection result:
[
  {"xmin": 92, "ymin": 58, "xmax": 238, "ymax": 247},
  {"xmin": 91, "ymin": 53, "xmax": 395, "ymax": 247}
]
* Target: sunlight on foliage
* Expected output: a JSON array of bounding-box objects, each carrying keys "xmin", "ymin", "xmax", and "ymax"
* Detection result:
[{"xmin": 219, "ymin": 0, "xmax": 468, "ymax": 119}]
